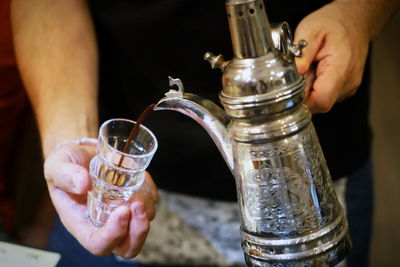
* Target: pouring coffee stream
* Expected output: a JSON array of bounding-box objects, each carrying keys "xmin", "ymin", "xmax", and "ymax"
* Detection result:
[
  {"xmin": 153, "ymin": 0, "xmax": 351, "ymax": 266},
  {"xmin": 111, "ymin": 104, "xmax": 155, "ymax": 185}
]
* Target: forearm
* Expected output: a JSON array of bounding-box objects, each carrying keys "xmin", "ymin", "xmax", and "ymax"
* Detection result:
[
  {"xmin": 334, "ymin": 0, "xmax": 400, "ymax": 40},
  {"xmin": 11, "ymin": 0, "xmax": 99, "ymax": 157}
]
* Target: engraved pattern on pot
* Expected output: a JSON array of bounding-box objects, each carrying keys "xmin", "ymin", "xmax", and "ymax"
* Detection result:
[
  {"xmin": 244, "ymin": 126, "xmax": 340, "ymax": 235},
  {"xmin": 291, "ymin": 126, "xmax": 340, "ymax": 223},
  {"xmin": 245, "ymin": 166, "xmax": 315, "ymax": 235}
]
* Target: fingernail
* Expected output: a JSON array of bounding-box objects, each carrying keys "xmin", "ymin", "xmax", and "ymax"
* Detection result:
[
  {"xmin": 72, "ymin": 173, "xmax": 82, "ymax": 191},
  {"xmin": 134, "ymin": 202, "xmax": 146, "ymax": 218}
]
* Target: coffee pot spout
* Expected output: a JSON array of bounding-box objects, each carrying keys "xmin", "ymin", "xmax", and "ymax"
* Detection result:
[{"xmin": 154, "ymin": 77, "xmax": 234, "ymax": 172}]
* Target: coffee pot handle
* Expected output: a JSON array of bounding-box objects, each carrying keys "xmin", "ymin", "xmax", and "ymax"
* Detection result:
[{"xmin": 271, "ymin": 21, "xmax": 307, "ymax": 62}]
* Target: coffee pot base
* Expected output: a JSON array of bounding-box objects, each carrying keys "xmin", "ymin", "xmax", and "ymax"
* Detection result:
[{"xmin": 244, "ymin": 233, "xmax": 351, "ymax": 267}]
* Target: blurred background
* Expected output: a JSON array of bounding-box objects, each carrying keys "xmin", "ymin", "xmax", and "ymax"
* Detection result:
[{"xmin": 370, "ymin": 11, "xmax": 400, "ymax": 267}]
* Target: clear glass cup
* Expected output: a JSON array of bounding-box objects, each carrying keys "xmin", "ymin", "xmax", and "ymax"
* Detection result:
[{"xmin": 86, "ymin": 118, "xmax": 158, "ymax": 227}]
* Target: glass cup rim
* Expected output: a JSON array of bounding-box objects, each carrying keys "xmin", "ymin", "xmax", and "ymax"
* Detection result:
[{"xmin": 99, "ymin": 118, "xmax": 158, "ymax": 159}]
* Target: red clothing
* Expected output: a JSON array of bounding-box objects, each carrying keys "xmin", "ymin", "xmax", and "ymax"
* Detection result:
[{"xmin": 0, "ymin": 0, "xmax": 27, "ymax": 231}]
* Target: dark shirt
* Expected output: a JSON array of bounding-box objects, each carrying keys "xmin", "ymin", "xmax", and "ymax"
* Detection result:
[{"xmin": 89, "ymin": 0, "xmax": 372, "ymax": 201}]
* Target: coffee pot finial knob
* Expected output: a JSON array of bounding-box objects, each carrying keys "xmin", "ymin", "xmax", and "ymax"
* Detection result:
[
  {"xmin": 289, "ymin": 39, "xmax": 307, "ymax": 57},
  {"xmin": 204, "ymin": 52, "xmax": 228, "ymax": 72}
]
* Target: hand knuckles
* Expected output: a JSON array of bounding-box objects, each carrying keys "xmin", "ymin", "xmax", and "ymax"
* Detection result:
[
  {"xmin": 353, "ymin": 75, "xmax": 362, "ymax": 89},
  {"xmin": 119, "ymin": 249, "xmax": 140, "ymax": 259},
  {"xmin": 347, "ymin": 77, "xmax": 362, "ymax": 97},
  {"xmin": 43, "ymin": 160, "xmax": 54, "ymax": 182},
  {"xmin": 114, "ymin": 244, "xmax": 142, "ymax": 259},
  {"xmin": 147, "ymin": 208, "xmax": 156, "ymax": 221},
  {"xmin": 84, "ymin": 232, "xmax": 114, "ymax": 257},
  {"xmin": 316, "ymin": 98, "xmax": 334, "ymax": 113},
  {"xmin": 347, "ymin": 87, "xmax": 358, "ymax": 98},
  {"xmin": 86, "ymin": 246, "xmax": 111, "ymax": 257},
  {"xmin": 152, "ymin": 189, "xmax": 159, "ymax": 203}
]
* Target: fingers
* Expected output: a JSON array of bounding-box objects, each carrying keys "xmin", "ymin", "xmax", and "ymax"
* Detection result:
[
  {"xmin": 294, "ymin": 19, "xmax": 341, "ymax": 113},
  {"xmin": 303, "ymin": 63, "xmax": 316, "ymax": 100},
  {"xmin": 85, "ymin": 206, "xmax": 131, "ymax": 256},
  {"xmin": 44, "ymin": 140, "xmax": 155, "ymax": 259},
  {"xmin": 45, "ymin": 159, "xmax": 90, "ymax": 194},
  {"xmin": 144, "ymin": 172, "xmax": 159, "ymax": 203},
  {"xmin": 294, "ymin": 23, "xmax": 323, "ymax": 74},
  {"xmin": 49, "ymin": 186, "xmax": 130, "ymax": 256},
  {"xmin": 44, "ymin": 143, "xmax": 96, "ymax": 194},
  {"xmin": 294, "ymin": 14, "xmax": 355, "ymax": 113},
  {"xmin": 129, "ymin": 172, "xmax": 158, "ymax": 221},
  {"xmin": 304, "ymin": 53, "xmax": 350, "ymax": 113},
  {"xmin": 43, "ymin": 139, "xmax": 155, "ymax": 260},
  {"xmin": 304, "ymin": 70, "xmax": 341, "ymax": 113},
  {"xmin": 139, "ymin": 183, "xmax": 156, "ymax": 220},
  {"xmin": 50, "ymin": 182, "xmax": 151, "ymax": 258},
  {"xmin": 113, "ymin": 202, "xmax": 150, "ymax": 258}
]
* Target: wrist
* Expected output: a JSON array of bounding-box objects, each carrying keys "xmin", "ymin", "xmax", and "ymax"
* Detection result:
[{"xmin": 40, "ymin": 117, "xmax": 98, "ymax": 158}]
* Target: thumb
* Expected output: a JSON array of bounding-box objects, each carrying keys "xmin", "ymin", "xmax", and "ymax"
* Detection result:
[{"xmin": 294, "ymin": 22, "xmax": 322, "ymax": 74}]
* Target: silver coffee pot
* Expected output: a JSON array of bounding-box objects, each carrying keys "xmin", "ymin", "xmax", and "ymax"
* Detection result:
[{"xmin": 154, "ymin": 0, "xmax": 351, "ymax": 265}]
